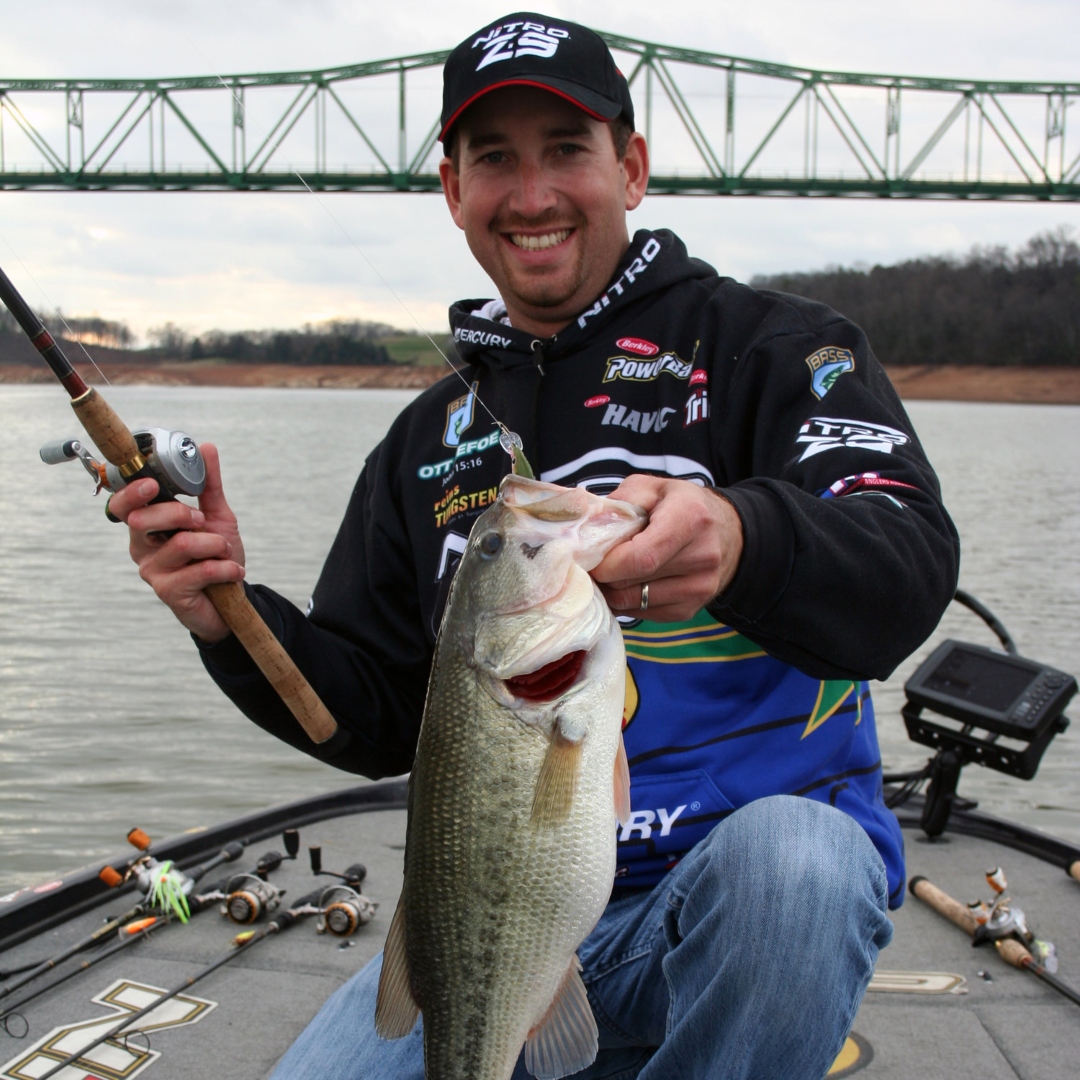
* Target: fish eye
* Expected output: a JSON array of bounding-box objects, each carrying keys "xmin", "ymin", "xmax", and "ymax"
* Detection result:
[{"xmin": 479, "ymin": 532, "xmax": 503, "ymax": 559}]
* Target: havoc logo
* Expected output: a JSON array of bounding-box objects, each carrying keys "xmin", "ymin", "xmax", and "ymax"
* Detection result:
[
  {"xmin": 795, "ymin": 418, "xmax": 909, "ymax": 462},
  {"xmin": 473, "ymin": 20, "xmax": 569, "ymax": 71},
  {"xmin": 600, "ymin": 402, "xmax": 677, "ymax": 434},
  {"xmin": 603, "ymin": 353, "xmax": 692, "ymax": 383}
]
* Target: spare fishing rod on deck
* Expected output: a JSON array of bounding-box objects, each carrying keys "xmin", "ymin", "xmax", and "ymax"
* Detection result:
[
  {"xmin": 33, "ymin": 886, "xmax": 326, "ymax": 1080},
  {"xmin": 0, "ymin": 263, "xmax": 337, "ymax": 745},
  {"xmin": 910, "ymin": 874, "xmax": 1080, "ymax": 1008},
  {"xmin": 0, "ymin": 834, "xmax": 298, "ymax": 1037}
]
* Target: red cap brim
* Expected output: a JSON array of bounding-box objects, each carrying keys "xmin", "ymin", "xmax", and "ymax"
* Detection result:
[{"xmin": 439, "ymin": 79, "xmax": 612, "ymax": 143}]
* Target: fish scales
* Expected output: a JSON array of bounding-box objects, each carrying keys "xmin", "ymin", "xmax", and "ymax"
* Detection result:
[{"xmin": 376, "ymin": 474, "xmax": 644, "ymax": 1080}]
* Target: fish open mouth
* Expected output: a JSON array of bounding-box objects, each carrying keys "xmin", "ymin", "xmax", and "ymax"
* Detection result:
[{"xmin": 504, "ymin": 650, "xmax": 586, "ymax": 703}]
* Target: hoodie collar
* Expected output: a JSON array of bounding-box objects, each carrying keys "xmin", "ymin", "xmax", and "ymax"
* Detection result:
[{"xmin": 448, "ymin": 229, "xmax": 708, "ymax": 369}]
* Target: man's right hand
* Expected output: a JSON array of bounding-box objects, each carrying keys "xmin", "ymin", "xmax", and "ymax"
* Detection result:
[{"xmin": 108, "ymin": 442, "xmax": 246, "ymax": 644}]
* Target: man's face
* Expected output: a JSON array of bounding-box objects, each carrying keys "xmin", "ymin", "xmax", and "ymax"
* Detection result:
[{"xmin": 439, "ymin": 87, "xmax": 648, "ymax": 337}]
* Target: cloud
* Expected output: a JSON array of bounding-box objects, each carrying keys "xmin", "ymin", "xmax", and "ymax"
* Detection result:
[{"xmin": 1, "ymin": 0, "xmax": 1076, "ymax": 338}]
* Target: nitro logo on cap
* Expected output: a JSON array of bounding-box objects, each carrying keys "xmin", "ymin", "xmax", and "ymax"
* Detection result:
[{"xmin": 473, "ymin": 20, "xmax": 570, "ymax": 71}]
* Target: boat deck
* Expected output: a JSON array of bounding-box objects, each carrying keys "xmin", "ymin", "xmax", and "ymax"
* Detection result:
[{"xmin": 1, "ymin": 797, "xmax": 1077, "ymax": 1079}]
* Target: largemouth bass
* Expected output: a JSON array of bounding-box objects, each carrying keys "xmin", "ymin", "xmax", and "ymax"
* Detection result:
[{"xmin": 375, "ymin": 473, "xmax": 646, "ymax": 1080}]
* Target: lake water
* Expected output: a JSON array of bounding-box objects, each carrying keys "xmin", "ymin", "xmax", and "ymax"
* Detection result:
[{"xmin": 1, "ymin": 386, "xmax": 1077, "ymax": 893}]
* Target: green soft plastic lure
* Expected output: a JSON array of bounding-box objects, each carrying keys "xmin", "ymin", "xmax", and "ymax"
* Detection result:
[
  {"xmin": 148, "ymin": 860, "xmax": 191, "ymax": 924},
  {"xmin": 499, "ymin": 428, "xmax": 535, "ymax": 480}
]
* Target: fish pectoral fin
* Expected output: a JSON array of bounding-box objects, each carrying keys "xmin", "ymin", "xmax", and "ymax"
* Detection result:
[
  {"xmin": 614, "ymin": 733, "xmax": 631, "ymax": 828},
  {"xmin": 524, "ymin": 956, "xmax": 598, "ymax": 1080},
  {"xmin": 531, "ymin": 727, "xmax": 582, "ymax": 828},
  {"xmin": 374, "ymin": 894, "xmax": 420, "ymax": 1039}
]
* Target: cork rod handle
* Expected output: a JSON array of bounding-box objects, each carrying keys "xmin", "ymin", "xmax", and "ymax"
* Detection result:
[
  {"xmin": 70, "ymin": 388, "xmax": 142, "ymax": 467},
  {"xmin": 908, "ymin": 875, "xmax": 979, "ymax": 936},
  {"xmin": 205, "ymin": 582, "xmax": 338, "ymax": 744}
]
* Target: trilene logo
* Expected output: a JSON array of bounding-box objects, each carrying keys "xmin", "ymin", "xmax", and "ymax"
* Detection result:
[{"xmin": 1, "ymin": 979, "xmax": 216, "ymax": 1080}]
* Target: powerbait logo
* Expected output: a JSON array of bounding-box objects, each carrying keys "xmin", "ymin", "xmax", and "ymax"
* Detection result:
[
  {"xmin": 805, "ymin": 346, "xmax": 855, "ymax": 400},
  {"xmin": 795, "ymin": 418, "xmax": 909, "ymax": 462},
  {"xmin": 603, "ymin": 353, "xmax": 692, "ymax": 383},
  {"xmin": 472, "ymin": 20, "xmax": 569, "ymax": 71},
  {"xmin": 443, "ymin": 382, "xmax": 478, "ymax": 448},
  {"xmin": 453, "ymin": 327, "xmax": 514, "ymax": 350},
  {"xmin": 578, "ymin": 237, "xmax": 663, "ymax": 328},
  {"xmin": 418, "ymin": 427, "xmax": 502, "ymax": 479}
]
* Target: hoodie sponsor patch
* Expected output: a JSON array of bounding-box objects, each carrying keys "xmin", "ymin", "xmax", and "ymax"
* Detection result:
[
  {"xmin": 603, "ymin": 352, "xmax": 692, "ymax": 383},
  {"xmin": 795, "ymin": 418, "xmax": 909, "ymax": 462},
  {"xmin": 805, "ymin": 347, "xmax": 855, "ymax": 400},
  {"xmin": 442, "ymin": 382, "xmax": 478, "ymax": 447}
]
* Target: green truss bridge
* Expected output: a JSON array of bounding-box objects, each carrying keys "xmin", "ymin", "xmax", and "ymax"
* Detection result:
[{"xmin": 1, "ymin": 33, "xmax": 1077, "ymax": 199}]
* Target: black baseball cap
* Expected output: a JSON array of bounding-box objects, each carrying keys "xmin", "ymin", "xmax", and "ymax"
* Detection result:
[{"xmin": 440, "ymin": 12, "xmax": 635, "ymax": 147}]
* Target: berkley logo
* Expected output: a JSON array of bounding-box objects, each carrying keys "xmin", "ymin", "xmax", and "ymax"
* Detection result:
[
  {"xmin": 689, "ymin": 369, "xmax": 708, "ymax": 386},
  {"xmin": 584, "ymin": 395, "xmax": 610, "ymax": 408},
  {"xmin": 615, "ymin": 337, "xmax": 659, "ymax": 357}
]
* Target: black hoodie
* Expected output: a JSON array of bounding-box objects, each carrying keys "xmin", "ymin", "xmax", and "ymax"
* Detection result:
[{"xmin": 199, "ymin": 229, "xmax": 959, "ymax": 786}]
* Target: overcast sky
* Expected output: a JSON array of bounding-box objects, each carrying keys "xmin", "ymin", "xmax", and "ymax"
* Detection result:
[{"xmin": 1, "ymin": 0, "xmax": 1077, "ymax": 341}]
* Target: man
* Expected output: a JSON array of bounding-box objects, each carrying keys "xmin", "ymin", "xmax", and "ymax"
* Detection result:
[{"xmin": 114, "ymin": 13, "xmax": 959, "ymax": 1079}]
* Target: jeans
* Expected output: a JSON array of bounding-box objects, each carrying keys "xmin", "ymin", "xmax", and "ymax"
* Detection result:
[{"xmin": 269, "ymin": 795, "xmax": 893, "ymax": 1080}]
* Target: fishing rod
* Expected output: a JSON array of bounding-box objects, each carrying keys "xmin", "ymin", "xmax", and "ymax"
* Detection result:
[
  {"xmin": 1, "ymin": 916, "xmax": 166, "ymax": 1040},
  {"xmin": 35, "ymin": 886, "xmax": 326, "ymax": 1080},
  {"xmin": 910, "ymin": 874, "xmax": 1080, "ymax": 1008},
  {"xmin": 0, "ymin": 838, "xmax": 245, "ymax": 1004},
  {"xmin": 0, "ymin": 839, "xmax": 293, "ymax": 1036},
  {"xmin": 0, "ymin": 264, "xmax": 337, "ymax": 745}
]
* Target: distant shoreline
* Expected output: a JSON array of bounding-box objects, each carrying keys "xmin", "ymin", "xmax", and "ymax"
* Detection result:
[{"xmin": 1, "ymin": 362, "xmax": 1078, "ymax": 404}]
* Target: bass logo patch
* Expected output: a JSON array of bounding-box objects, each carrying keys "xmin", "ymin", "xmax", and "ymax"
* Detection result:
[
  {"xmin": 442, "ymin": 382, "xmax": 478, "ymax": 448},
  {"xmin": 805, "ymin": 347, "xmax": 855, "ymax": 400}
]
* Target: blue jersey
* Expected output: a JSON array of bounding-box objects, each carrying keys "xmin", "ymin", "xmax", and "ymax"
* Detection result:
[{"xmin": 615, "ymin": 610, "xmax": 904, "ymax": 907}]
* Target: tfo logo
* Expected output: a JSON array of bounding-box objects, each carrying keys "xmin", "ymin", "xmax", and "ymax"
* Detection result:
[{"xmin": 473, "ymin": 21, "xmax": 569, "ymax": 70}]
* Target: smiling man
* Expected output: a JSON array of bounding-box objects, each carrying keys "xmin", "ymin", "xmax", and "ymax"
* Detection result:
[{"xmin": 114, "ymin": 12, "xmax": 959, "ymax": 1080}]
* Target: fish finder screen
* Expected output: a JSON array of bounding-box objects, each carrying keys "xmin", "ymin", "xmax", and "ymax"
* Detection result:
[{"xmin": 923, "ymin": 647, "xmax": 1035, "ymax": 711}]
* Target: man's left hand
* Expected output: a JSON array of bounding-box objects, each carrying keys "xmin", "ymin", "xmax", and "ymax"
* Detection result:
[{"xmin": 592, "ymin": 476, "xmax": 744, "ymax": 622}]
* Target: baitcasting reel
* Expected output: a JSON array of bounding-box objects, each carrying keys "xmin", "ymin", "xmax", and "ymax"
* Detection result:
[
  {"xmin": 969, "ymin": 866, "xmax": 1058, "ymax": 972},
  {"xmin": 40, "ymin": 426, "xmax": 206, "ymax": 499}
]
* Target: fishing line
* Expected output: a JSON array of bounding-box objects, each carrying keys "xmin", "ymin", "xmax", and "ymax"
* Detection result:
[
  {"xmin": 183, "ymin": 36, "xmax": 520, "ymax": 456},
  {"xmin": 0, "ymin": 227, "xmax": 112, "ymax": 386}
]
